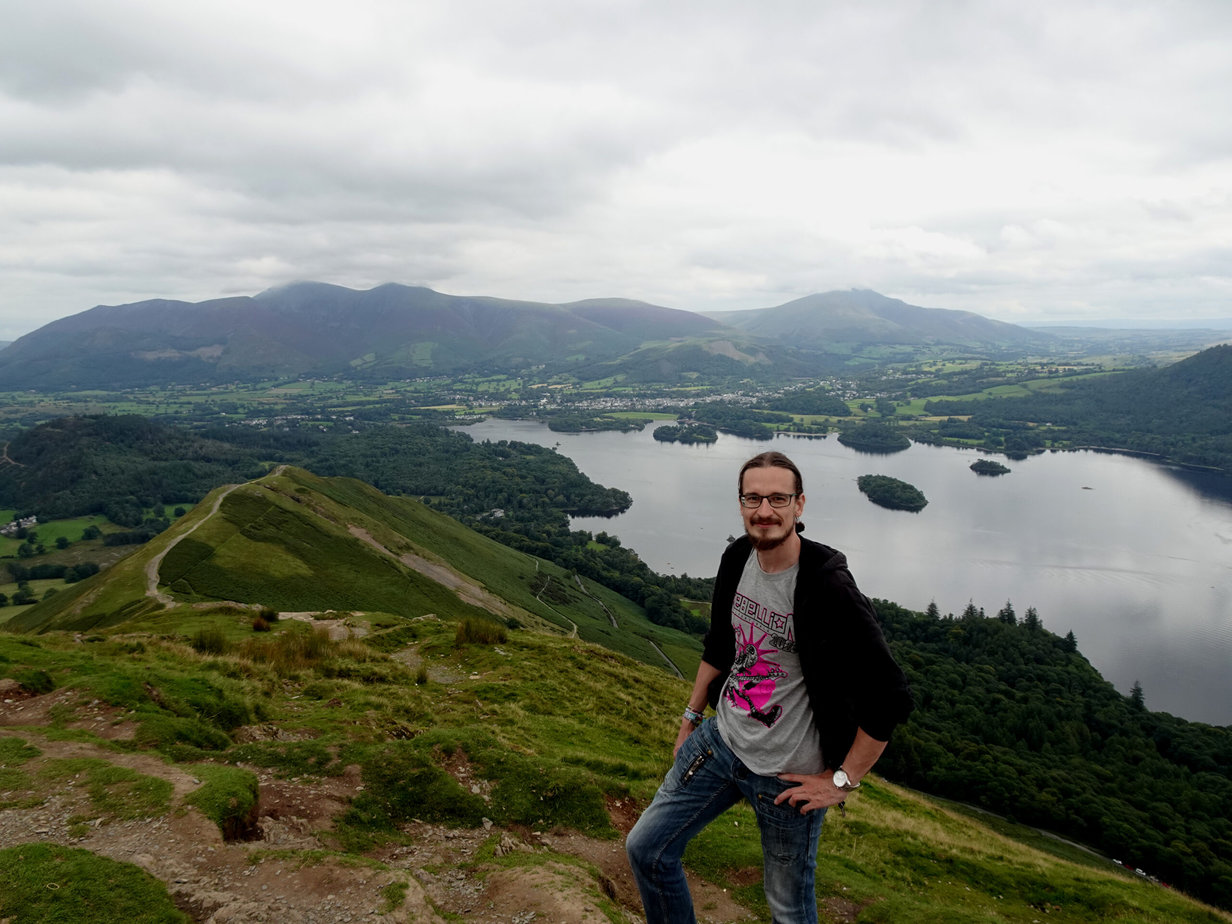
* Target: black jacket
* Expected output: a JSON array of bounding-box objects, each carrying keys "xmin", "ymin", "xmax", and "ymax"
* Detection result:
[{"xmin": 702, "ymin": 534, "xmax": 914, "ymax": 769}]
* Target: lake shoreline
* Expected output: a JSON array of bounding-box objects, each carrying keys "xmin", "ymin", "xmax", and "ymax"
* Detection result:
[{"xmin": 460, "ymin": 418, "xmax": 1232, "ymax": 726}]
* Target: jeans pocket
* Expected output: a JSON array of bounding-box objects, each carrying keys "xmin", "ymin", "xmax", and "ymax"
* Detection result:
[
  {"xmin": 663, "ymin": 727, "xmax": 714, "ymax": 794},
  {"xmin": 752, "ymin": 779, "xmax": 817, "ymax": 828}
]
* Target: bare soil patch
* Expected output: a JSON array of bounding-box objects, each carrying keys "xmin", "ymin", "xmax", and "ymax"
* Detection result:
[{"xmin": 0, "ymin": 689, "xmax": 758, "ymax": 923}]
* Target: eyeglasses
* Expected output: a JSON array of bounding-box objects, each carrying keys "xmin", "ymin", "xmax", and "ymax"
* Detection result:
[{"xmin": 738, "ymin": 493, "xmax": 798, "ymax": 508}]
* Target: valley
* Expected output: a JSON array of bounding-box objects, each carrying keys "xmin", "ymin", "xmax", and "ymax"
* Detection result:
[{"xmin": 1, "ymin": 284, "xmax": 1231, "ymax": 921}]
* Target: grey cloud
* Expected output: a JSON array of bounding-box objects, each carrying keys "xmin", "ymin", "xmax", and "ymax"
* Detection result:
[{"xmin": 2, "ymin": 0, "xmax": 1231, "ymax": 338}]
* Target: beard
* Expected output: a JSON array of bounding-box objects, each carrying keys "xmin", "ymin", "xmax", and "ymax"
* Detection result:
[{"xmin": 745, "ymin": 517, "xmax": 794, "ymax": 551}]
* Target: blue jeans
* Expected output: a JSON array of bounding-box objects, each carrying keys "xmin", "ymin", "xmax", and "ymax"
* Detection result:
[{"xmin": 626, "ymin": 718, "xmax": 827, "ymax": 924}]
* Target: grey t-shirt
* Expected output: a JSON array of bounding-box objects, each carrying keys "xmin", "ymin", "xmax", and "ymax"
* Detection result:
[{"xmin": 715, "ymin": 549, "xmax": 824, "ymax": 775}]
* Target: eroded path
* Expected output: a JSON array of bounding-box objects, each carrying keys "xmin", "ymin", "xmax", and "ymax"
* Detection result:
[
  {"xmin": 144, "ymin": 482, "xmax": 244, "ymax": 607},
  {"xmin": 0, "ymin": 686, "xmax": 756, "ymax": 923}
]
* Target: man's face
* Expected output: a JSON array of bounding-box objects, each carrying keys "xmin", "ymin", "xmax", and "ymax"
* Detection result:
[{"xmin": 739, "ymin": 465, "xmax": 805, "ymax": 551}]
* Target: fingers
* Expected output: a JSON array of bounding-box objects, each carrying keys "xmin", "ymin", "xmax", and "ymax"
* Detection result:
[{"xmin": 773, "ymin": 783, "xmax": 811, "ymax": 809}]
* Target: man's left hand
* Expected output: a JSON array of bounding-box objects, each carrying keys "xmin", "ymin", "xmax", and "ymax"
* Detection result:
[{"xmin": 774, "ymin": 771, "xmax": 848, "ymax": 814}]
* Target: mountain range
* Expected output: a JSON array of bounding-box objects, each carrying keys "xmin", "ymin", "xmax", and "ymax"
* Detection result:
[{"xmin": 0, "ymin": 283, "xmax": 1061, "ymax": 388}]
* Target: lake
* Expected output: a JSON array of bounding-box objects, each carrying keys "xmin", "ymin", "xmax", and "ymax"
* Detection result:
[{"xmin": 459, "ymin": 418, "xmax": 1232, "ymax": 726}]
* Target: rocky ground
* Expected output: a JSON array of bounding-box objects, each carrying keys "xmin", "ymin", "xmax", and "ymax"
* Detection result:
[{"xmin": 0, "ymin": 684, "xmax": 757, "ymax": 924}]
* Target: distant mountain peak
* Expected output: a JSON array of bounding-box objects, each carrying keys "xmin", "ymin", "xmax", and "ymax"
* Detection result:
[
  {"xmin": 0, "ymin": 282, "xmax": 725, "ymax": 389},
  {"xmin": 724, "ymin": 288, "xmax": 1055, "ymax": 353}
]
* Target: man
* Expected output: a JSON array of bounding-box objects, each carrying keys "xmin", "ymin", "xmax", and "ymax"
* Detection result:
[{"xmin": 626, "ymin": 451, "xmax": 913, "ymax": 924}]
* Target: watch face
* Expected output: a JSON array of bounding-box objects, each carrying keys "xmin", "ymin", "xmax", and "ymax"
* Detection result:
[{"xmin": 833, "ymin": 769, "xmax": 849, "ymax": 789}]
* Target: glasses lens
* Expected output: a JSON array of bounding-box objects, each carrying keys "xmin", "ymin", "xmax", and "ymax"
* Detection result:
[{"xmin": 741, "ymin": 494, "xmax": 793, "ymax": 508}]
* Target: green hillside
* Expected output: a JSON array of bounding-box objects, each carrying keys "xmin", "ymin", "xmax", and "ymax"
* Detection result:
[
  {"xmin": 8, "ymin": 466, "xmax": 699, "ymax": 676},
  {"xmin": 1, "ymin": 594, "xmax": 1227, "ymax": 921},
  {"xmin": 10, "ymin": 464, "xmax": 1227, "ymax": 912},
  {"xmin": 923, "ymin": 343, "xmax": 1232, "ymax": 470}
]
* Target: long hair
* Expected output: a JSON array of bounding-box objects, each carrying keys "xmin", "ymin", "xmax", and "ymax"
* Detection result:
[{"xmin": 738, "ymin": 451, "xmax": 804, "ymax": 495}]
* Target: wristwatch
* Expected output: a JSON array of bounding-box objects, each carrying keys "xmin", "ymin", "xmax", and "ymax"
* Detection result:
[{"xmin": 832, "ymin": 767, "xmax": 861, "ymax": 792}]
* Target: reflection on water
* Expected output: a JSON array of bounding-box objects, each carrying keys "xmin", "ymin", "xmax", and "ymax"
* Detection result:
[
  {"xmin": 458, "ymin": 419, "xmax": 1232, "ymax": 726},
  {"xmin": 1160, "ymin": 464, "xmax": 1232, "ymax": 507}
]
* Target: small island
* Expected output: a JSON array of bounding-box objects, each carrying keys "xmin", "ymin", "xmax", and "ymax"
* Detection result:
[
  {"xmin": 970, "ymin": 459, "xmax": 1011, "ymax": 476},
  {"xmin": 545, "ymin": 414, "xmax": 646, "ymax": 433},
  {"xmin": 857, "ymin": 474, "xmax": 928, "ymax": 512},
  {"xmin": 652, "ymin": 423, "xmax": 718, "ymax": 444},
  {"xmin": 837, "ymin": 422, "xmax": 911, "ymax": 454}
]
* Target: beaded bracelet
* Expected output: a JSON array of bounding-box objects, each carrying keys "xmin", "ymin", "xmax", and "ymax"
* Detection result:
[{"xmin": 683, "ymin": 706, "xmax": 704, "ymax": 726}]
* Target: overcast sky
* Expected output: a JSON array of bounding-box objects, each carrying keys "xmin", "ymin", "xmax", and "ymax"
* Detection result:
[{"xmin": 2, "ymin": 1, "xmax": 1231, "ymax": 340}]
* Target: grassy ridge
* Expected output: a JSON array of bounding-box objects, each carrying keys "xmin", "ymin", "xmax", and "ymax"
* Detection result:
[{"xmin": 9, "ymin": 467, "xmax": 700, "ymax": 674}]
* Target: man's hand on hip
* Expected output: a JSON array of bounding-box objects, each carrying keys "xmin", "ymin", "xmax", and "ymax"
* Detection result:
[{"xmin": 774, "ymin": 770, "xmax": 849, "ymax": 814}]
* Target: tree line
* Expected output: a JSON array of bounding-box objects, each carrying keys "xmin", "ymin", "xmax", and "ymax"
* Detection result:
[{"xmin": 876, "ymin": 599, "xmax": 1232, "ymax": 909}]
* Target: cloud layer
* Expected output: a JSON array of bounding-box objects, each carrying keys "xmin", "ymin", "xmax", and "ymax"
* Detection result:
[{"xmin": 2, "ymin": 0, "xmax": 1230, "ymax": 338}]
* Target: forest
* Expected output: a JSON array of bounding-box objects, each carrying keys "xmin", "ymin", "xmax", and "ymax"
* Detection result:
[
  {"xmin": 918, "ymin": 344, "xmax": 1232, "ymax": 470},
  {"xmin": 875, "ymin": 599, "xmax": 1232, "ymax": 909},
  {"xmin": 856, "ymin": 474, "xmax": 928, "ymax": 511},
  {"xmin": 838, "ymin": 421, "xmax": 912, "ymax": 453},
  {"xmin": 970, "ymin": 458, "xmax": 1011, "ymax": 476},
  {"xmin": 652, "ymin": 422, "xmax": 718, "ymax": 444}
]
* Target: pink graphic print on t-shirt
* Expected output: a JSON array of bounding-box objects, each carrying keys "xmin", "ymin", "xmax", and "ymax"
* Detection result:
[{"xmin": 724, "ymin": 622, "xmax": 788, "ymax": 728}]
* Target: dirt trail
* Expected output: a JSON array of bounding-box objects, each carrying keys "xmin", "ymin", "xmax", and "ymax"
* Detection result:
[
  {"xmin": 145, "ymin": 483, "xmax": 244, "ymax": 607},
  {"xmin": 0, "ymin": 688, "xmax": 756, "ymax": 924}
]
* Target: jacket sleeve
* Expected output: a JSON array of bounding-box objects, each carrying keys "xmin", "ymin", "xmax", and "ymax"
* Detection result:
[
  {"xmin": 796, "ymin": 543, "xmax": 914, "ymax": 763},
  {"xmin": 834, "ymin": 577, "xmax": 914, "ymax": 742},
  {"xmin": 701, "ymin": 537, "xmax": 747, "ymax": 708}
]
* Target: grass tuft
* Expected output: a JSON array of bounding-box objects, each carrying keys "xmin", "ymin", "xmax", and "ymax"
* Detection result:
[
  {"xmin": 380, "ymin": 879, "xmax": 410, "ymax": 913},
  {"xmin": 11, "ymin": 667, "xmax": 54, "ymax": 694},
  {"xmin": 0, "ymin": 844, "xmax": 192, "ymax": 923},
  {"xmin": 0, "ymin": 736, "xmax": 40, "ymax": 766},
  {"xmin": 240, "ymin": 624, "xmax": 335, "ymax": 674},
  {"xmin": 190, "ymin": 625, "xmax": 228, "ymax": 655},
  {"xmin": 185, "ymin": 763, "xmax": 261, "ymax": 840},
  {"xmin": 454, "ymin": 617, "xmax": 508, "ymax": 647},
  {"xmin": 338, "ymin": 741, "xmax": 488, "ymax": 844},
  {"xmin": 37, "ymin": 757, "xmax": 174, "ymax": 819}
]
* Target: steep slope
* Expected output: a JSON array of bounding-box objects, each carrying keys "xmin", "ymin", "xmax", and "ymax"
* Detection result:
[
  {"xmin": 1150, "ymin": 341, "xmax": 1232, "ymax": 399},
  {"xmin": 10, "ymin": 466, "xmax": 697, "ymax": 673},
  {"xmin": 0, "ymin": 282, "xmax": 725, "ymax": 388}
]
